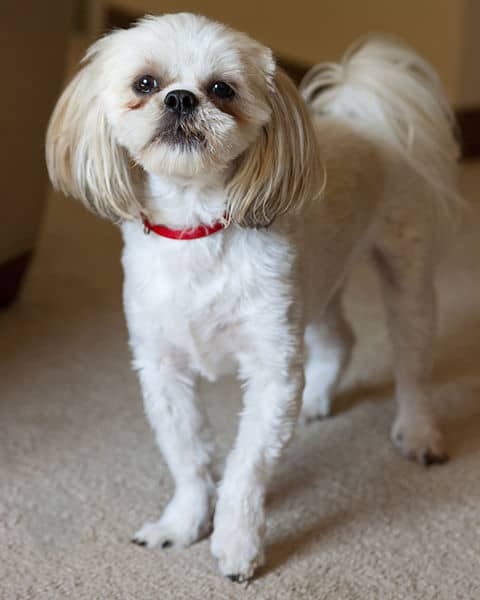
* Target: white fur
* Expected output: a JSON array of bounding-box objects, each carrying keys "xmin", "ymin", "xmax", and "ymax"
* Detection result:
[{"xmin": 46, "ymin": 15, "xmax": 460, "ymax": 581}]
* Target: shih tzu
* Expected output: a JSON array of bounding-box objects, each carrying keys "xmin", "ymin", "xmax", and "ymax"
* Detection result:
[{"xmin": 46, "ymin": 13, "xmax": 460, "ymax": 581}]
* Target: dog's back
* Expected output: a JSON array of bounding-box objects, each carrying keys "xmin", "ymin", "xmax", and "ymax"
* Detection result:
[{"xmin": 301, "ymin": 36, "xmax": 460, "ymax": 212}]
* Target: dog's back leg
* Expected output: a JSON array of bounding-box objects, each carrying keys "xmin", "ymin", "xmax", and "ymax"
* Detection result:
[
  {"xmin": 299, "ymin": 292, "xmax": 355, "ymax": 423},
  {"xmin": 371, "ymin": 223, "xmax": 448, "ymax": 465}
]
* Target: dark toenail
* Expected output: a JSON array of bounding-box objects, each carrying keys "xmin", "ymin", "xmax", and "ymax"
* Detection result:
[
  {"xmin": 131, "ymin": 538, "xmax": 147, "ymax": 547},
  {"xmin": 161, "ymin": 540, "xmax": 172, "ymax": 548},
  {"xmin": 423, "ymin": 451, "xmax": 449, "ymax": 466}
]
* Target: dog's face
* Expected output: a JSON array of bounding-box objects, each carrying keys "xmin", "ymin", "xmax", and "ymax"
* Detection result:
[
  {"xmin": 46, "ymin": 13, "xmax": 322, "ymax": 226},
  {"xmin": 101, "ymin": 14, "xmax": 273, "ymax": 178}
]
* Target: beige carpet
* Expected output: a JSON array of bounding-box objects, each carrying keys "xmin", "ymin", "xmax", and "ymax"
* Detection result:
[
  {"xmin": 2, "ymin": 36, "xmax": 480, "ymax": 594},
  {"xmin": 1, "ymin": 163, "xmax": 479, "ymax": 600}
]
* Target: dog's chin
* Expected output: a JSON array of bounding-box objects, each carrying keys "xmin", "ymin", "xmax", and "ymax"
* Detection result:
[
  {"xmin": 140, "ymin": 138, "xmax": 218, "ymax": 179},
  {"xmin": 137, "ymin": 118, "xmax": 256, "ymax": 180},
  {"xmin": 149, "ymin": 123, "xmax": 206, "ymax": 151},
  {"xmin": 134, "ymin": 107, "xmax": 259, "ymax": 180}
]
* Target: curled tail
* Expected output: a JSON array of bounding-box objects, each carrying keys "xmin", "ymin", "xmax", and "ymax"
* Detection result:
[{"xmin": 300, "ymin": 36, "xmax": 461, "ymax": 206}]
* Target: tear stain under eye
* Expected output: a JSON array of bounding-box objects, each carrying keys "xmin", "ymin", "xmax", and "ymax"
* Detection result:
[
  {"xmin": 126, "ymin": 98, "xmax": 150, "ymax": 110},
  {"xmin": 207, "ymin": 93, "xmax": 249, "ymax": 125}
]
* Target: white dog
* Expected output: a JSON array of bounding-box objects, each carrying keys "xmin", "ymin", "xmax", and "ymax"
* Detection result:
[{"xmin": 46, "ymin": 13, "xmax": 460, "ymax": 581}]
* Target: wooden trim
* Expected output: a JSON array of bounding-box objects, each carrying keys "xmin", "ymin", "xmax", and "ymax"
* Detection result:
[
  {"xmin": 275, "ymin": 57, "xmax": 309, "ymax": 85},
  {"xmin": 0, "ymin": 251, "xmax": 32, "ymax": 308},
  {"xmin": 106, "ymin": 6, "xmax": 134, "ymax": 31},
  {"xmin": 105, "ymin": 7, "xmax": 480, "ymax": 160},
  {"xmin": 456, "ymin": 109, "xmax": 480, "ymax": 159}
]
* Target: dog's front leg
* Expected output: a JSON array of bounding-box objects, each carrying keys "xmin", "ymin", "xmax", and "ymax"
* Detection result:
[
  {"xmin": 131, "ymin": 354, "xmax": 216, "ymax": 549},
  {"xmin": 211, "ymin": 331, "xmax": 304, "ymax": 581}
]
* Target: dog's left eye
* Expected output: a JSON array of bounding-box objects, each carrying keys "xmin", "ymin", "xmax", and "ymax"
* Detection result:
[
  {"xmin": 210, "ymin": 81, "xmax": 235, "ymax": 99},
  {"xmin": 133, "ymin": 75, "xmax": 159, "ymax": 95}
]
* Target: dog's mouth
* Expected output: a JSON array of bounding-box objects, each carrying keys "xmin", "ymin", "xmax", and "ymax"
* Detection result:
[
  {"xmin": 151, "ymin": 115, "xmax": 207, "ymax": 150},
  {"xmin": 163, "ymin": 127, "xmax": 206, "ymax": 149}
]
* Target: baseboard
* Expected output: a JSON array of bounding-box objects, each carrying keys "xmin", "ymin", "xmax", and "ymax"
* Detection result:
[
  {"xmin": 105, "ymin": 7, "xmax": 480, "ymax": 160},
  {"xmin": 0, "ymin": 251, "xmax": 33, "ymax": 308},
  {"xmin": 456, "ymin": 109, "xmax": 480, "ymax": 159}
]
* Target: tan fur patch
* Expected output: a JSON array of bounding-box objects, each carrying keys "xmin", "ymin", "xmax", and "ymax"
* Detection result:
[
  {"xmin": 214, "ymin": 99, "xmax": 250, "ymax": 126},
  {"xmin": 126, "ymin": 98, "xmax": 149, "ymax": 110},
  {"xmin": 204, "ymin": 80, "xmax": 250, "ymax": 126}
]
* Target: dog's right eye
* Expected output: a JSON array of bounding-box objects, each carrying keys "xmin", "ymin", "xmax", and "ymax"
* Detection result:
[{"xmin": 133, "ymin": 75, "xmax": 159, "ymax": 95}]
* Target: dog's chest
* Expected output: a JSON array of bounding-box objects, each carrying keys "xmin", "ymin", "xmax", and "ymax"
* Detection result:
[{"xmin": 122, "ymin": 224, "xmax": 292, "ymax": 379}]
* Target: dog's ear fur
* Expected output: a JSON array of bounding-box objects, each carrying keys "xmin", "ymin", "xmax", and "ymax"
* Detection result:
[
  {"xmin": 45, "ymin": 39, "xmax": 141, "ymax": 223},
  {"xmin": 226, "ymin": 68, "xmax": 324, "ymax": 228}
]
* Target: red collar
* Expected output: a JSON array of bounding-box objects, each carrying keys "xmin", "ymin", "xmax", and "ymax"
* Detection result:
[{"xmin": 142, "ymin": 215, "xmax": 227, "ymax": 240}]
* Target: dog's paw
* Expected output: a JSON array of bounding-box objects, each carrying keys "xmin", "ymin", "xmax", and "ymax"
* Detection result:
[
  {"xmin": 132, "ymin": 520, "xmax": 184, "ymax": 549},
  {"xmin": 391, "ymin": 414, "xmax": 448, "ymax": 466},
  {"xmin": 211, "ymin": 527, "xmax": 265, "ymax": 582},
  {"xmin": 298, "ymin": 394, "xmax": 332, "ymax": 424},
  {"xmin": 211, "ymin": 508, "xmax": 265, "ymax": 582},
  {"xmin": 132, "ymin": 511, "xmax": 211, "ymax": 549},
  {"xmin": 132, "ymin": 485, "xmax": 214, "ymax": 549}
]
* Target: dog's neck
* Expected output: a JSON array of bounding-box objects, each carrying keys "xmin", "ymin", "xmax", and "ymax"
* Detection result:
[{"xmin": 144, "ymin": 171, "xmax": 228, "ymax": 229}]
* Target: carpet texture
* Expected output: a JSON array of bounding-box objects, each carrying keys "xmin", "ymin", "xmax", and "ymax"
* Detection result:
[
  {"xmin": 1, "ymin": 163, "xmax": 479, "ymax": 600},
  {"xmin": 1, "ymin": 43, "xmax": 480, "ymax": 600}
]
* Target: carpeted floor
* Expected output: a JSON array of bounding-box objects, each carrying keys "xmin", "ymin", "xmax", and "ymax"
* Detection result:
[
  {"xmin": 1, "ymin": 43, "xmax": 480, "ymax": 600},
  {"xmin": 1, "ymin": 164, "xmax": 479, "ymax": 600}
]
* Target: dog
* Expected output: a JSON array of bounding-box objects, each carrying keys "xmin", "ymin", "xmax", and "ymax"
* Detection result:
[{"xmin": 46, "ymin": 13, "xmax": 460, "ymax": 581}]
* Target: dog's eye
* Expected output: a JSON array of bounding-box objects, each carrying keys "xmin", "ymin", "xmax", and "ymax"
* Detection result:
[
  {"xmin": 210, "ymin": 81, "xmax": 235, "ymax": 99},
  {"xmin": 133, "ymin": 75, "xmax": 159, "ymax": 95}
]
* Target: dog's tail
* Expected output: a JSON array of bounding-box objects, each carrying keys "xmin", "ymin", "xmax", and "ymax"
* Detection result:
[{"xmin": 300, "ymin": 36, "xmax": 461, "ymax": 207}]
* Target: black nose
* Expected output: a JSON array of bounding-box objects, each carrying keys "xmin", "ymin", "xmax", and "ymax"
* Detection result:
[{"xmin": 164, "ymin": 89, "xmax": 198, "ymax": 116}]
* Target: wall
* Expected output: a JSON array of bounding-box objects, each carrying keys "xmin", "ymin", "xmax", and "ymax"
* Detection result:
[
  {"xmin": 0, "ymin": 2, "xmax": 72, "ymax": 263},
  {"xmin": 459, "ymin": 0, "xmax": 480, "ymax": 108},
  {"xmin": 105, "ymin": 0, "xmax": 479, "ymax": 108}
]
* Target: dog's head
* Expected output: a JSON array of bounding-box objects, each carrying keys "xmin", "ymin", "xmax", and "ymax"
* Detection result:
[{"xmin": 46, "ymin": 13, "xmax": 322, "ymax": 227}]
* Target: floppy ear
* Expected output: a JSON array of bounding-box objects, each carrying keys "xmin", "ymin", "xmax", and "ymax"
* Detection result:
[
  {"xmin": 226, "ymin": 68, "xmax": 324, "ymax": 228},
  {"xmin": 45, "ymin": 43, "xmax": 141, "ymax": 223}
]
